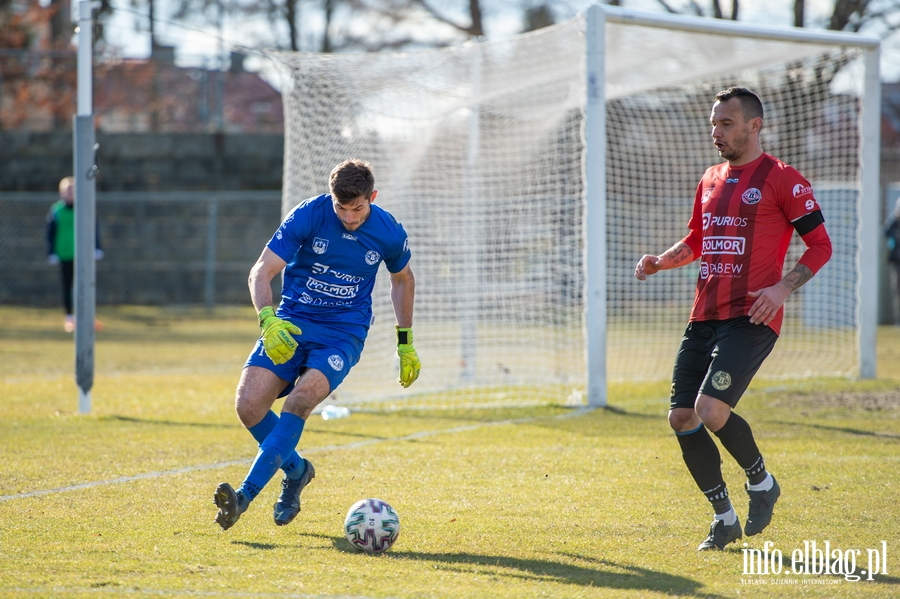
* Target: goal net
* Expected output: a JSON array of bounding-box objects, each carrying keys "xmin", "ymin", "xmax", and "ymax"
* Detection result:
[{"xmin": 270, "ymin": 7, "xmax": 878, "ymax": 408}]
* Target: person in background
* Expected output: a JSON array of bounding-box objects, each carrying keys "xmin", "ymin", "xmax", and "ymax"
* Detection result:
[
  {"xmin": 885, "ymin": 197, "xmax": 900, "ymax": 324},
  {"xmin": 46, "ymin": 176, "xmax": 104, "ymax": 332}
]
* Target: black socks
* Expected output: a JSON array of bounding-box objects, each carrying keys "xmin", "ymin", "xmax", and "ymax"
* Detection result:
[
  {"xmin": 713, "ymin": 412, "xmax": 767, "ymax": 485},
  {"xmin": 676, "ymin": 425, "xmax": 731, "ymax": 514}
]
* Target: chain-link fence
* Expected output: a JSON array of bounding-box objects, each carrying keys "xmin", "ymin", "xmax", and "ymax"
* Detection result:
[{"xmin": 1, "ymin": 191, "xmax": 281, "ymax": 308}]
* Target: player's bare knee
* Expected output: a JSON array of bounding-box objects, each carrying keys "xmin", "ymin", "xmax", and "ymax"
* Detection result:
[
  {"xmin": 282, "ymin": 390, "xmax": 325, "ymax": 421},
  {"xmin": 668, "ymin": 408, "xmax": 699, "ymax": 432},
  {"xmin": 281, "ymin": 369, "xmax": 331, "ymax": 420},
  {"xmin": 235, "ymin": 394, "xmax": 265, "ymax": 428},
  {"xmin": 695, "ymin": 394, "xmax": 731, "ymax": 431}
]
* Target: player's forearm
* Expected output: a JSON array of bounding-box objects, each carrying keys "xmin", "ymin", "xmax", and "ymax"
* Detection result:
[
  {"xmin": 797, "ymin": 224, "xmax": 832, "ymax": 276},
  {"xmin": 390, "ymin": 268, "xmax": 415, "ymax": 329},
  {"xmin": 248, "ymin": 262, "xmax": 277, "ymax": 313},
  {"xmin": 778, "ymin": 263, "xmax": 814, "ymax": 293},
  {"xmin": 657, "ymin": 241, "xmax": 695, "ymax": 270},
  {"xmin": 248, "ymin": 248, "xmax": 288, "ymax": 313}
]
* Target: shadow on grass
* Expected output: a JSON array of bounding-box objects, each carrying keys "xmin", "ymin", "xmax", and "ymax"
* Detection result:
[
  {"xmin": 231, "ymin": 540, "xmax": 279, "ymax": 551},
  {"xmin": 104, "ymin": 415, "xmax": 234, "ymax": 428},
  {"xmin": 770, "ymin": 420, "xmax": 900, "ymax": 440},
  {"xmin": 357, "ymin": 407, "xmax": 569, "ymax": 424},
  {"xmin": 322, "ymin": 536, "xmax": 723, "ymax": 597},
  {"xmin": 598, "ymin": 404, "xmax": 659, "ymax": 418},
  {"xmin": 304, "ymin": 426, "xmax": 393, "ymax": 442}
]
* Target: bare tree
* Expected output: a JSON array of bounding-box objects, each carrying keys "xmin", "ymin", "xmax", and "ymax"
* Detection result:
[
  {"xmin": 790, "ymin": 0, "xmax": 883, "ymax": 32},
  {"xmin": 158, "ymin": 0, "xmax": 898, "ymax": 61},
  {"xmin": 322, "ymin": 0, "xmax": 334, "ymax": 51},
  {"xmin": 316, "ymin": 0, "xmax": 484, "ymax": 52},
  {"xmin": 168, "ymin": 0, "xmax": 306, "ymax": 52},
  {"xmin": 285, "ymin": 0, "xmax": 300, "ymax": 50},
  {"xmin": 648, "ymin": 0, "xmax": 898, "ymax": 175},
  {"xmin": 410, "ymin": 0, "xmax": 483, "ymax": 37},
  {"xmin": 523, "ymin": 3, "xmax": 554, "ymax": 33}
]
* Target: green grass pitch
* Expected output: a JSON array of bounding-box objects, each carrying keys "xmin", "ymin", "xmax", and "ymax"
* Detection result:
[{"xmin": 1, "ymin": 306, "xmax": 899, "ymax": 598}]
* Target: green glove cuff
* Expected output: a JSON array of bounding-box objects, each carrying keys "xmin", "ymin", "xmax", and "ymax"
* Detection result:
[
  {"xmin": 396, "ymin": 326, "xmax": 414, "ymax": 347},
  {"xmin": 258, "ymin": 306, "xmax": 276, "ymax": 329}
]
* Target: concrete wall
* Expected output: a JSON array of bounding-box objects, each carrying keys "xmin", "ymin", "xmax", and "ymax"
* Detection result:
[
  {"xmin": 0, "ymin": 131, "xmax": 283, "ymax": 191},
  {"xmin": 1, "ymin": 192, "xmax": 282, "ymax": 307},
  {"xmin": 1, "ymin": 130, "xmax": 285, "ymax": 306}
]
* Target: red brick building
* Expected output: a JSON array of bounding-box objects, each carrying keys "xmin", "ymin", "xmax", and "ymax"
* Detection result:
[{"xmin": 0, "ymin": 0, "xmax": 283, "ymax": 134}]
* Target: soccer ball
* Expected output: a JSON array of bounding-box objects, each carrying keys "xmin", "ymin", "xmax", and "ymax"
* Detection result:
[{"xmin": 344, "ymin": 498, "xmax": 400, "ymax": 554}]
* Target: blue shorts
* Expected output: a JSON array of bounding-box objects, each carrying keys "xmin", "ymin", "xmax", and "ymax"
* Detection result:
[{"xmin": 244, "ymin": 318, "xmax": 365, "ymax": 397}]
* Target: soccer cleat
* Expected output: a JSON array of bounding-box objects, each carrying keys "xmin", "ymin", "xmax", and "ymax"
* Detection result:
[
  {"xmin": 745, "ymin": 476, "xmax": 781, "ymax": 536},
  {"xmin": 273, "ymin": 459, "xmax": 316, "ymax": 526},
  {"xmin": 214, "ymin": 482, "xmax": 249, "ymax": 531},
  {"xmin": 698, "ymin": 518, "xmax": 743, "ymax": 551}
]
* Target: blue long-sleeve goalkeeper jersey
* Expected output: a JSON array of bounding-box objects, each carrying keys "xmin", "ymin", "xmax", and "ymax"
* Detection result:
[{"xmin": 266, "ymin": 194, "xmax": 411, "ymax": 341}]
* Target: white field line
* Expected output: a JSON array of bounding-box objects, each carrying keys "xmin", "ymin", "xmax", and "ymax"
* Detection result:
[{"xmin": 0, "ymin": 408, "xmax": 593, "ymax": 503}]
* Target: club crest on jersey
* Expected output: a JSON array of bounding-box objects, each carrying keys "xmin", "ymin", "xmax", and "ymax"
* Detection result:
[
  {"xmin": 741, "ymin": 188, "xmax": 762, "ymax": 205},
  {"xmin": 365, "ymin": 250, "xmax": 381, "ymax": 265},
  {"xmin": 312, "ymin": 237, "xmax": 329, "ymax": 254},
  {"xmin": 701, "ymin": 188, "xmax": 713, "ymax": 204},
  {"xmin": 711, "ymin": 370, "xmax": 732, "ymax": 390},
  {"xmin": 328, "ymin": 355, "xmax": 344, "ymax": 371}
]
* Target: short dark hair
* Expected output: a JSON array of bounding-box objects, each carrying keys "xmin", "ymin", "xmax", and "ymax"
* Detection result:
[
  {"xmin": 715, "ymin": 86, "xmax": 764, "ymax": 121},
  {"xmin": 329, "ymin": 159, "xmax": 375, "ymax": 204}
]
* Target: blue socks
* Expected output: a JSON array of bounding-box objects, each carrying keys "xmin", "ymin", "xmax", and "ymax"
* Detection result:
[
  {"xmin": 239, "ymin": 412, "xmax": 306, "ymax": 501},
  {"xmin": 247, "ymin": 410, "xmax": 304, "ymax": 477}
]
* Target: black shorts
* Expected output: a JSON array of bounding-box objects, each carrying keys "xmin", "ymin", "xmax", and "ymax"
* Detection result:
[{"xmin": 669, "ymin": 316, "xmax": 778, "ymax": 410}]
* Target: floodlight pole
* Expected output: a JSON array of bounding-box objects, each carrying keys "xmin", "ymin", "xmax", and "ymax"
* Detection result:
[{"xmin": 73, "ymin": 0, "xmax": 101, "ymax": 414}]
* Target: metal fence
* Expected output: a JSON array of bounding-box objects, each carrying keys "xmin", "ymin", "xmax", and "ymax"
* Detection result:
[{"xmin": 1, "ymin": 191, "xmax": 282, "ymax": 308}]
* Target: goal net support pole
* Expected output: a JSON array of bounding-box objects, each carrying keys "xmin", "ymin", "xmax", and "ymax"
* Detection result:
[
  {"xmin": 860, "ymin": 45, "xmax": 881, "ymax": 379},
  {"xmin": 585, "ymin": 6, "xmax": 608, "ymax": 407}
]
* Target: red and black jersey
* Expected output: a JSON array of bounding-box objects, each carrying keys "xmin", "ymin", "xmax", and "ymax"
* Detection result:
[{"xmin": 681, "ymin": 152, "xmax": 832, "ymax": 335}]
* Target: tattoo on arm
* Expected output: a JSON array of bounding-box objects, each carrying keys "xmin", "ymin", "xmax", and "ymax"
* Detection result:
[
  {"xmin": 662, "ymin": 242, "xmax": 694, "ymax": 269},
  {"xmin": 781, "ymin": 264, "xmax": 814, "ymax": 292}
]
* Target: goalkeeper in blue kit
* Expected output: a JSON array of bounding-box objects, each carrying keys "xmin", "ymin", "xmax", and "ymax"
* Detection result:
[{"xmin": 214, "ymin": 159, "xmax": 420, "ymax": 531}]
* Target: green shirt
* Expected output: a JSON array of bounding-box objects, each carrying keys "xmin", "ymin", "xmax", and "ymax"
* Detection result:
[{"xmin": 48, "ymin": 201, "xmax": 76, "ymax": 261}]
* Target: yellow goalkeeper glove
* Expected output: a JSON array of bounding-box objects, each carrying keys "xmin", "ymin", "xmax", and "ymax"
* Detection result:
[
  {"xmin": 396, "ymin": 326, "xmax": 420, "ymax": 388},
  {"xmin": 258, "ymin": 306, "xmax": 301, "ymax": 365}
]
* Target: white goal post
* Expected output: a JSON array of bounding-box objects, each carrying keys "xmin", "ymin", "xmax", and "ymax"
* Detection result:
[{"xmin": 271, "ymin": 5, "xmax": 880, "ymax": 409}]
